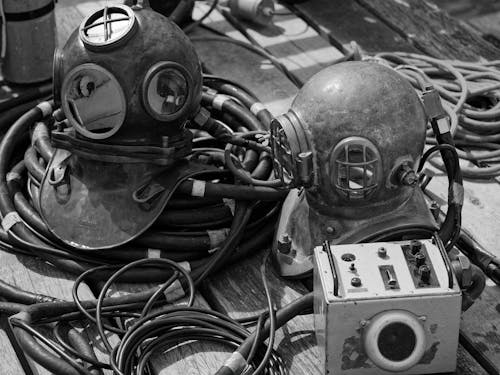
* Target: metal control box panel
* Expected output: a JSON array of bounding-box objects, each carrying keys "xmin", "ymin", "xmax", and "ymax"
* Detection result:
[{"xmin": 314, "ymin": 239, "xmax": 461, "ymax": 374}]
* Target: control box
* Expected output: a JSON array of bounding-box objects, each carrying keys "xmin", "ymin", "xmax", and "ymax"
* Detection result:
[{"xmin": 314, "ymin": 238, "xmax": 461, "ymax": 374}]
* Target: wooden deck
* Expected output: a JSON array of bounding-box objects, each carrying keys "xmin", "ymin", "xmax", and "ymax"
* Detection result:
[{"xmin": 1, "ymin": 0, "xmax": 500, "ymax": 374}]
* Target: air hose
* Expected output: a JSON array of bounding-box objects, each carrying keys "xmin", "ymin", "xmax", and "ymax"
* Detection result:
[
  {"xmin": 0, "ymin": 75, "xmax": 287, "ymax": 284},
  {"xmin": 0, "ymin": 75, "xmax": 295, "ymax": 374}
]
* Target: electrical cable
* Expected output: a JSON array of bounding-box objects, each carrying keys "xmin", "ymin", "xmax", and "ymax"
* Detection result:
[
  {"xmin": 183, "ymin": 0, "xmax": 219, "ymax": 34},
  {"xmin": 5, "ymin": 251, "xmax": 294, "ymax": 375},
  {"xmin": 191, "ymin": 33, "xmax": 302, "ymax": 88}
]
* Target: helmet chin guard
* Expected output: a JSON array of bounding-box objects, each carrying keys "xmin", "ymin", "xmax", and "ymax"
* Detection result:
[
  {"xmin": 271, "ymin": 62, "xmax": 438, "ymax": 278},
  {"xmin": 39, "ymin": 151, "xmax": 213, "ymax": 250}
]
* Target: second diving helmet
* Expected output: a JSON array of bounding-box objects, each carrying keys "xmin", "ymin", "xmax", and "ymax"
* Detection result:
[
  {"xmin": 40, "ymin": 5, "xmax": 204, "ymax": 250},
  {"xmin": 270, "ymin": 61, "xmax": 439, "ymax": 278}
]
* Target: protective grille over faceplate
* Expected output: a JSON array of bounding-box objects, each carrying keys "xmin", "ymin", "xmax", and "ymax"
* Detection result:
[{"xmin": 330, "ymin": 136, "xmax": 380, "ymax": 200}]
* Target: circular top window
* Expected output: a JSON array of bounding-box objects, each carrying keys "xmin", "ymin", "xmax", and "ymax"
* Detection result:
[{"xmin": 80, "ymin": 5, "xmax": 137, "ymax": 51}]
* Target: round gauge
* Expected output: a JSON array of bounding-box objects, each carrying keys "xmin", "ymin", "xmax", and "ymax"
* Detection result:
[
  {"xmin": 80, "ymin": 5, "xmax": 137, "ymax": 51},
  {"xmin": 61, "ymin": 63, "xmax": 126, "ymax": 140},
  {"xmin": 142, "ymin": 62, "xmax": 192, "ymax": 121}
]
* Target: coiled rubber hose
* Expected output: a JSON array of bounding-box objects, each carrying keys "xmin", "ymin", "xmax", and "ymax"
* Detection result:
[
  {"xmin": 367, "ymin": 52, "xmax": 500, "ymax": 179},
  {"xmin": 0, "ymin": 75, "xmax": 286, "ymax": 284},
  {"xmin": 0, "ymin": 75, "xmax": 294, "ymax": 374}
]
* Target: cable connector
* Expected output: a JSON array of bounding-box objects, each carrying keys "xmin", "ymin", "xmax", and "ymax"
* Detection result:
[
  {"xmin": 421, "ymin": 85, "xmax": 451, "ymax": 135},
  {"xmin": 215, "ymin": 352, "xmax": 248, "ymax": 375}
]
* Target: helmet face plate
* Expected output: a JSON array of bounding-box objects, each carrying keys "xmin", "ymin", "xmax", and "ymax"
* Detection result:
[{"xmin": 142, "ymin": 61, "xmax": 193, "ymax": 122}]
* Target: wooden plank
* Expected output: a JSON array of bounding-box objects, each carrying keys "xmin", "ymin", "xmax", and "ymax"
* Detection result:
[
  {"xmin": 291, "ymin": 0, "xmax": 418, "ymax": 54},
  {"xmin": 456, "ymin": 345, "xmax": 490, "ymax": 375},
  {"xmin": 191, "ymin": 32, "xmax": 297, "ymax": 116},
  {"xmin": 0, "ymin": 316, "xmax": 27, "ymax": 375},
  {"xmin": 202, "ymin": 251, "xmax": 321, "ymax": 374},
  {"xmin": 355, "ymin": 0, "xmax": 500, "ymax": 60},
  {"xmin": 424, "ymin": 172, "xmax": 500, "ymax": 372},
  {"xmin": 195, "ymin": 3, "xmax": 344, "ymax": 84},
  {"xmin": 469, "ymin": 12, "xmax": 500, "ymax": 47},
  {"xmin": 0, "ymin": 252, "xmax": 100, "ymax": 375},
  {"xmin": 426, "ymin": 175, "xmax": 500, "ymax": 257},
  {"xmin": 460, "ymin": 283, "xmax": 500, "ymax": 372},
  {"xmin": 104, "ymin": 282, "xmax": 230, "ymax": 375}
]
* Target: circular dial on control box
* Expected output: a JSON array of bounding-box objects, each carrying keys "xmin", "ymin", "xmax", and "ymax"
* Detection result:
[{"xmin": 363, "ymin": 310, "xmax": 426, "ymax": 372}]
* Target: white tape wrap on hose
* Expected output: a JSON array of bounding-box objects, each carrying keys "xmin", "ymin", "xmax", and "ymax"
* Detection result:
[
  {"xmin": 224, "ymin": 352, "xmax": 247, "ymax": 374},
  {"xmin": 250, "ymin": 102, "xmax": 266, "ymax": 116},
  {"xmin": 191, "ymin": 180, "xmax": 206, "ymax": 197},
  {"xmin": 2, "ymin": 212, "xmax": 22, "ymax": 232},
  {"xmin": 223, "ymin": 198, "xmax": 236, "ymax": 216},
  {"xmin": 147, "ymin": 249, "xmax": 162, "ymax": 259},
  {"xmin": 36, "ymin": 102, "xmax": 52, "ymax": 117},
  {"xmin": 207, "ymin": 229, "xmax": 229, "ymax": 248},
  {"xmin": 6, "ymin": 172, "xmax": 21, "ymax": 183},
  {"xmin": 212, "ymin": 94, "xmax": 231, "ymax": 111},
  {"xmin": 164, "ymin": 280, "xmax": 186, "ymax": 302}
]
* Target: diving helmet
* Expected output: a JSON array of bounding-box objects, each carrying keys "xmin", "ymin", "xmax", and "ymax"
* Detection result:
[
  {"xmin": 271, "ymin": 61, "xmax": 438, "ymax": 278},
  {"xmin": 41, "ymin": 4, "xmax": 204, "ymax": 250}
]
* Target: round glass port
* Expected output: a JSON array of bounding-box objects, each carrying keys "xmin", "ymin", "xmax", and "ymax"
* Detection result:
[
  {"xmin": 378, "ymin": 322, "xmax": 416, "ymax": 361},
  {"xmin": 61, "ymin": 63, "xmax": 126, "ymax": 140},
  {"xmin": 142, "ymin": 62, "xmax": 192, "ymax": 121}
]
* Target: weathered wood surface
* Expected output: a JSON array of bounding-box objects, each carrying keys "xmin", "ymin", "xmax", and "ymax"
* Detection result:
[
  {"xmin": 290, "ymin": 0, "xmax": 418, "ymax": 54},
  {"xmin": 293, "ymin": 0, "xmax": 500, "ymax": 60},
  {"xmin": 194, "ymin": 5, "xmax": 489, "ymax": 374},
  {"xmin": 0, "ymin": 0, "xmax": 497, "ymax": 374},
  {"xmin": 356, "ymin": 0, "xmax": 500, "ymax": 60},
  {"xmin": 194, "ymin": 2, "xmax": 344, "ymax": 85},
  {"xmin": 292, "ymin": 4, "xmax": 500, "ymax": 374},
  {"xmin": 425, "ymin": 173, "xmax": 500, "ymax": 372},
  {"xmin": 0, "ymin": 252, "xmax": 99, "ymax": 375},
  {"xmin": 469, "ymin": 12, "xmax": 500, "ymax": 48}
]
